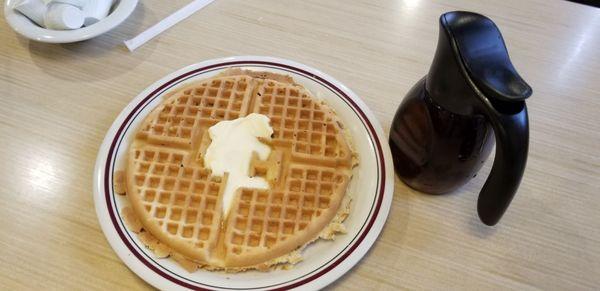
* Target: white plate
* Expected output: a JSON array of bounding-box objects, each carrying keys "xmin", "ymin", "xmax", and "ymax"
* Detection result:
[
  {"xmin": 93, "ymin": 56, "xmax": 394, "ymax": 290},
  {"xmin": 4, "ymin": 0, "xmax": 138, "ymax": 43}
]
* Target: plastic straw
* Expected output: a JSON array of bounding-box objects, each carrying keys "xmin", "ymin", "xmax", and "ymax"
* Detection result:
[{"xmin": 124, "ymin": 0, "xmax": 215, "ymax": 51}]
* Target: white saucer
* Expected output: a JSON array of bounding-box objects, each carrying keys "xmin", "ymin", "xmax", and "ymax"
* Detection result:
[{"xmin": 4, "ymin": 0, "xmax": 138, "ymax": 43}]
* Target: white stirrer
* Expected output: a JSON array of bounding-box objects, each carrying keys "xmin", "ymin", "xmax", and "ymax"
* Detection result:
[{"xmin": 124, "ymin": 0, "xmax": 215, "ymax": 51}]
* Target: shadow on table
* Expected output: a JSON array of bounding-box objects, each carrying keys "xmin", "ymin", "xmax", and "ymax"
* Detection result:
[
  {"xmin": 21, "ymin": 2, "xmax": 157, "ymax": 82},
  {"xmin": 467, "ymin": 213, "xmax": 498, "ymax": 238}
]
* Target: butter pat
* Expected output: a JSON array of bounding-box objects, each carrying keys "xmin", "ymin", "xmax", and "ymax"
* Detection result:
[{"xmin": 204, "ymin": 113, "xmax": 273, "ymax": 217}]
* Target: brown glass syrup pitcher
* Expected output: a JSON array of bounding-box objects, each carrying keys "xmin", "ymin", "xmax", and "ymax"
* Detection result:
[{"xmin": 389, "ymin": 11, "xmax": 532, "ymax": 225}]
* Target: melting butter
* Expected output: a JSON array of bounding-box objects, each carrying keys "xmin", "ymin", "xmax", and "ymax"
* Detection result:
[{"xmin": 204, "ymin": 113, "xmax": 273, "ymax": 217}]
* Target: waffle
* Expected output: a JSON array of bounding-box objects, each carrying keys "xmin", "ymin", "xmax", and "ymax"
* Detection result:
[{"xmin": 124, "ymin": 69, "xmax": 357, "ymax": 269}]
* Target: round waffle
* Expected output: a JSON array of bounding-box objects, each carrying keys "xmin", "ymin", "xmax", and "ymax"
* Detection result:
[{"xmin": 125, "ymin": 69, "xmax": 357, "ymax": 269}]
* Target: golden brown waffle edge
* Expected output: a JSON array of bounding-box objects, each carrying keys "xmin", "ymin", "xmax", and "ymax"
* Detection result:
[{"xmin": 120, "ymin": 69, "xmax": 358, "ymax": 271}]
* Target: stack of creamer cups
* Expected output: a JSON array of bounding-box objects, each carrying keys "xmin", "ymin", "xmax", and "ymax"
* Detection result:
[{"xmin": 13, "ymin": 0, "xmax": 115, "ymax": 30}]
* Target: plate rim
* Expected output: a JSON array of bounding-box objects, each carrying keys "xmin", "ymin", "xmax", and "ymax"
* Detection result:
[{"xmin": 93, "ymin": 56, "xmax": 394, "ymax": 290}]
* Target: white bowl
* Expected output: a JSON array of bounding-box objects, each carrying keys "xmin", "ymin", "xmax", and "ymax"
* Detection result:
[{"xmin": 4, "ymin": 0, "xmax": 138, "ymax": 43}]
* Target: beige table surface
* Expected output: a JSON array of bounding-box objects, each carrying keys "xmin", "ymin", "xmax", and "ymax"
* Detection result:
[{"xmin": 1, "ymin": 0, "xmax": 599, "ymax": 290}]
